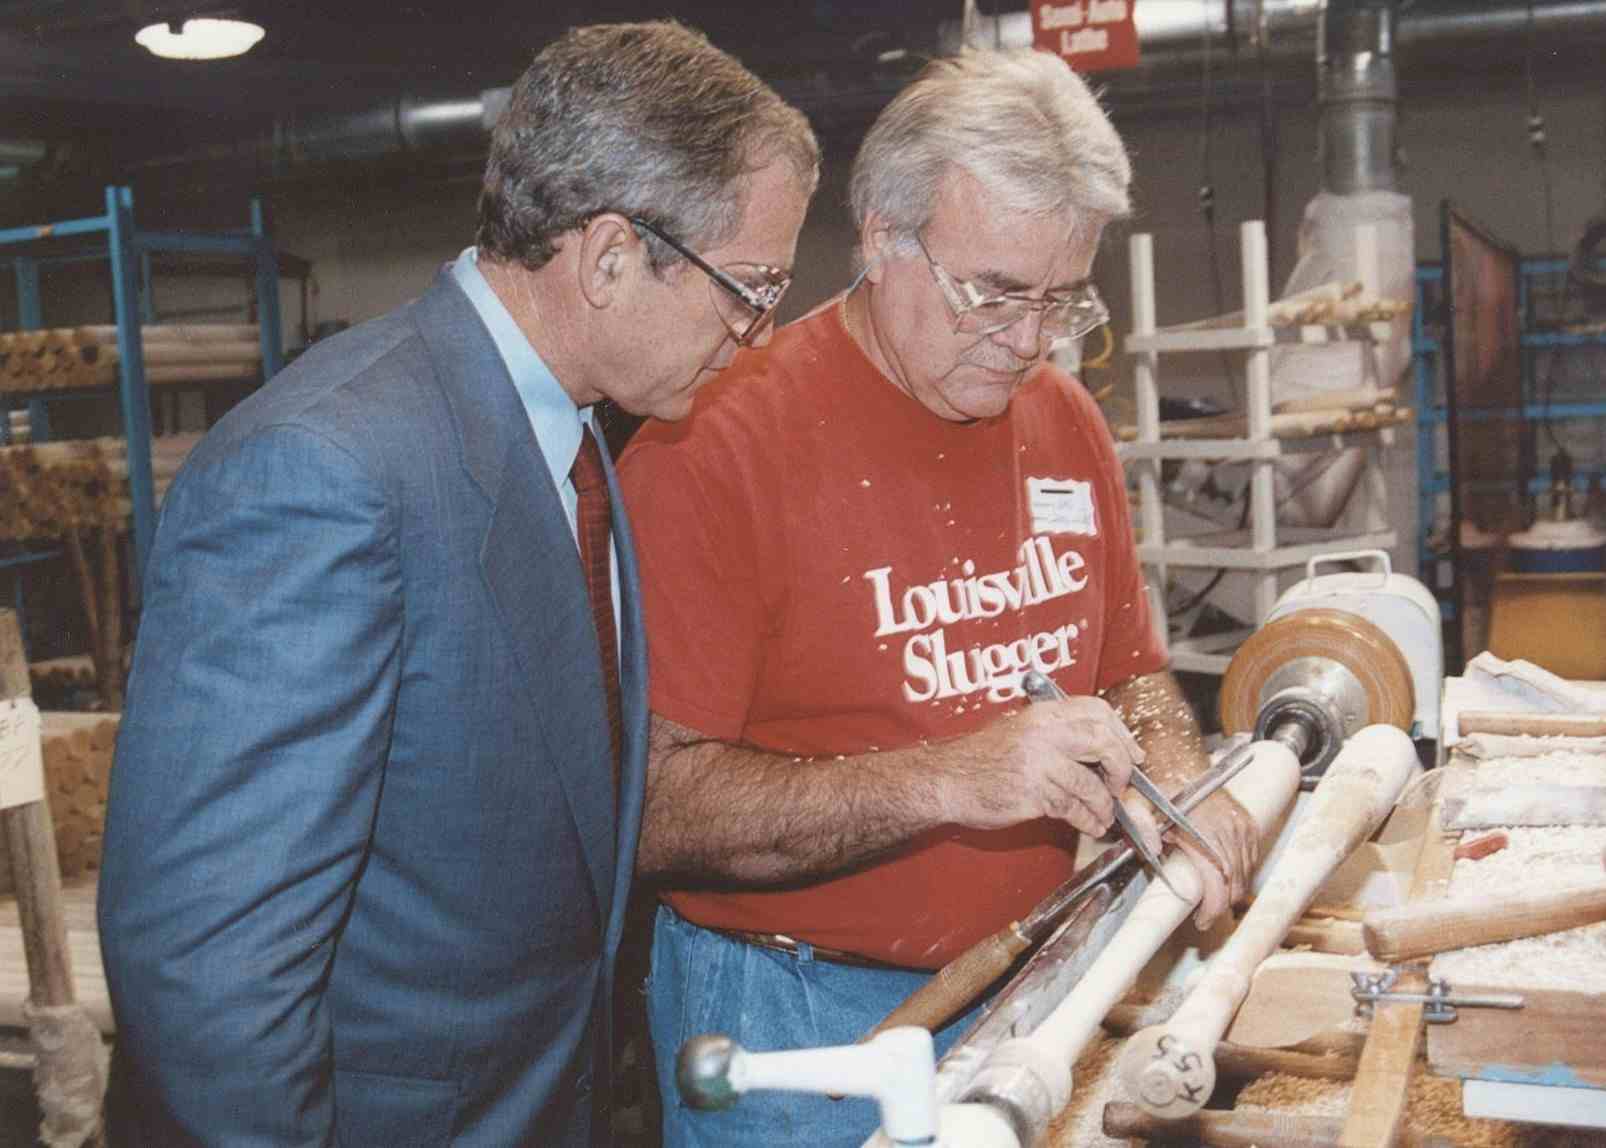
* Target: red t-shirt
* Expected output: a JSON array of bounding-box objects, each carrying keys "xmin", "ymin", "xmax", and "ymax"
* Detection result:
[{"xmin": 617, "ymin": 301, "xmax": 1167, "ymax": 968}]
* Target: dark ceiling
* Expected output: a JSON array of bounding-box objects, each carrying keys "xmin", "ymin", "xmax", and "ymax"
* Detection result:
[
  {"xmin": 0, "ymin": 1, "xmax": 946, "ymax": 120},
  {"xmin": 4, "ymin": 0, "xmax": 1605, "ymax": 222},
  {"xmin": 0, "ymin": 0, "xmax": 964, "ymax": 215}
]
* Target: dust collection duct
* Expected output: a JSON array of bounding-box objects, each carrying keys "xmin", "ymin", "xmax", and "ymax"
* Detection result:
[
  {"xmin": 135, "ymin": 1, "xmax": 1606, "ymax": 179},
  {"xmin": 1266, "ymin": 0, "xmax": 1414, "ymax": 534}
]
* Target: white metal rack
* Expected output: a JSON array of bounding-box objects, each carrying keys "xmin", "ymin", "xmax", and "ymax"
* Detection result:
[{"xmin": 1123, "ymin": 220, "xmax": 1401, "ymax": 675}]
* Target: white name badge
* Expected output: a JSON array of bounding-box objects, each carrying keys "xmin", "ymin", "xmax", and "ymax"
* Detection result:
[
  {"xmin": 1027, "ymin": 476, "xmax": 1098, "ymax": 537},
  {"xmin": 0, "ymin": 697, "xmax": 44, "ymax": 811}
]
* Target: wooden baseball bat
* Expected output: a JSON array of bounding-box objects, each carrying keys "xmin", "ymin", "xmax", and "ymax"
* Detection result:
[
  {"xmin": 1363, "ymin": 880, "xmax": 1606, "ymax": 962},
  {"xmin": 860, "ymin": 742, "xmax": 1261, "ymax": 1043},
  {"xmin": 1118, "ymin": 724, "xmax": 1420, "ymax": 1120},
  {"xmin": 955, "ymin": 743, "xmax": 1301, "ymax": 1147}
]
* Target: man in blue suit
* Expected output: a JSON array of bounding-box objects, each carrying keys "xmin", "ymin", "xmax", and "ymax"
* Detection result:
[{"xmin": 97, "ymin": 21, "xmax": 817, "ymax": 1145}]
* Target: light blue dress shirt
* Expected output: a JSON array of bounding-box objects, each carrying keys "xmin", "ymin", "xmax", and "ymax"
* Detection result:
[{"xmin": 451, "ymin": 248, "xmax": 621, "ymax": 647}]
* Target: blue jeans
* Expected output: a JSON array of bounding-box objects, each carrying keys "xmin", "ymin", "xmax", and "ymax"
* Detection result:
[{"xmin": 649, "ymin": 906, "xmax": 982, "ymax": 1148}]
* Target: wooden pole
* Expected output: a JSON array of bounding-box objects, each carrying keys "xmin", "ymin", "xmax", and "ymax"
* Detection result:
[
  {"xmin": 1364, "ymin": 880, "xmax": 1606, "ymax": 962},
  {"xmin": 1104, "ymin": 1005, "xmax": 1365, "ymax": 1082},
  {"xmin": 61, "ymin": 530, "xmax": 102, "ymax": 677},
  {"xmin": 0, "ymin": 609, "xmax": 107, "ymax": 1146},
  {"xmin": 0, "ymin": 609, "xmax": 73, "ymax": 1006},
  {"xmin": 1457, "ymin": 710, "xmax": 1606, "ymax": 738},
  {"xmin": 1338, "ymin": 771, "xmax": 1464, "ymax": 1148},
  {"xmin": 94, "ymin": 527, "xmax": 123, "ymax": 711}
]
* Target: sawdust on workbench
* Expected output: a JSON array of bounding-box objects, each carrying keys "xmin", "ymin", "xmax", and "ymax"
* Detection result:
[
  {"xmin": 1431, "ymin": 824, "xmax": 1606, "ymax": 992},
  {"xmin": 1045, "ymin": 1035, "xmax": 1131, "ymax": 1147},
  {"xmin": 1236, "ymin": 1070, "xmax": 1600, "ymax": 1145},
  {"xmin": 1471, "ymin": 749, "xmax": 1606, "ymax": 787}
]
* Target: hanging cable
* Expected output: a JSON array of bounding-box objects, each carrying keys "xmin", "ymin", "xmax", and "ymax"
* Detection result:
[
  {"xmin": 1255, "ymin": 0, "xmax": 1280, "ymax": 277},
  {"xmin": 1197, "ymin": 0, "xmax": 1236, "ymax": 407},
  {"xmin": 1526, "ymin": 0, "xmax": 1569, "ymax": 459}
]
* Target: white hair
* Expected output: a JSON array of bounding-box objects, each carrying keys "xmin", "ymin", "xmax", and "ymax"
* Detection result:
[{"xmin": 850, "ymin": 49, "xmax": 1131, "ymax": 256}]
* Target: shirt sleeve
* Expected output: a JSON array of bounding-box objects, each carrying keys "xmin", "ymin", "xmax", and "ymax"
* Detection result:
[{"xmin": 617, "ymin": 422, "xmax": 768, "ymax": 741}]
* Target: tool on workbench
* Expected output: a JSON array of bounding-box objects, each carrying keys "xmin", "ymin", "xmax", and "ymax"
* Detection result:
[
  {"xmin": 859, "ymin": 738, "xmax": 1259, "ymax": 1042},
  {"xmin": 1020, "ymin": 669, "xmax": 1229, "ymax": 893}
]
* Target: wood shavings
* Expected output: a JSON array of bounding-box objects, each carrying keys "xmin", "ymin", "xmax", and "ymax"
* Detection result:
[
  {"xmin": 1236, "ymin": 1070, "xmax": 1597, "ymax": 1146},
  {"xmin": 1432, "ymin": 825, "xmax": 1606, "ymax": 991},
  {"xmin": 1046, "ymin": 1035, "xmax": 1130, "ymax": 1148},
  {"xmin": 1473, "ymin": 749, "xmax": 1606, "ymax": 787},
  {"xmin": 1460, "ymin": 734, "xmax": 1606, "ymax": 759},
  {"xmin": 1236, "ymin": 1070, "xmax": 1351, "ymax": 1117}
]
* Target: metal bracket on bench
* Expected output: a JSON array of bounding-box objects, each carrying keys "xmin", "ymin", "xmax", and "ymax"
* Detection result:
[{"xmin": 1350, "ymin": 969, "xmax": 1526, "ymax": 1025}]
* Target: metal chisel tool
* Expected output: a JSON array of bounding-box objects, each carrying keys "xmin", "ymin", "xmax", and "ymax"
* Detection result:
[
  {"xmin": 859, "ymin": 738, "xmax": 1258, "ymax": 1042},
  {"xmin": 1020, "ymin": 669, "xmax": 1228, "ymax": 894}
]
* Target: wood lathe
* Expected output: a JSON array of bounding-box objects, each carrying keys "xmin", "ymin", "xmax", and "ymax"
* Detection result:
[
  {"xmin": 1218, "ymin": 550, "xmax": 1439, "ymax": 778},
  {"xmin": 672, "ymin": 551, "xmax": 1463, "ymax": 1147}
]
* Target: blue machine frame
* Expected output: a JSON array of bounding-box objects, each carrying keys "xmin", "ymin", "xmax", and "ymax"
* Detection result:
[
  {"xmin": 1413, "ymin": 256, "xmax": 1606, "ymax": 618},
  {"xmin": 0, "ymin": 186, "xmax": 285, "ymax": 581}
]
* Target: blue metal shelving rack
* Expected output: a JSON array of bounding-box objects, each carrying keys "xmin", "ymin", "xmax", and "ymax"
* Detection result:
[
  {"xmin": 0, "ymin": 186, "xmax": 284, "ymax": 580},
  {"xmin": 1413, "ymin": 257, "xmax": 1606, "ymax": 617}
]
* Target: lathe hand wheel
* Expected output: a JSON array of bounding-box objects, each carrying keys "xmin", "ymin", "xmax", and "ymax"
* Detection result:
[{"xmin": 1219, "ymin": 609, "xmax": 1414, "ymax": 738}]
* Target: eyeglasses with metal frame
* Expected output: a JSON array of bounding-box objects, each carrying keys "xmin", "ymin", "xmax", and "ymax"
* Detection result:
[
  {"xmin": 913, "ymin": 230, "xmax": 1109, "ymax": 342},
  {"xmin": 628, "ymin": 217, "xmax": 792, "ymax": 347}
]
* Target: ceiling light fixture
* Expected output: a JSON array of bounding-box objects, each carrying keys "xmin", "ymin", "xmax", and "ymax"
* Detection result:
[{"xmin": 135, "ymin": 17, "xmax": 265, "ymax": 61}]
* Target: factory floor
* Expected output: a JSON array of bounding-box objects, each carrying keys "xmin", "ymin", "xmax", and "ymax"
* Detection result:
[{"xmin": 0, "ymin": 1064, "xmax": 40, "ymax": 1147}]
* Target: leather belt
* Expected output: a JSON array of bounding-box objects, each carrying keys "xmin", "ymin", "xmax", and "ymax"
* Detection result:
[{"xmin": 710, "ymin": 927, "xmax": 919, "ymax": 973}]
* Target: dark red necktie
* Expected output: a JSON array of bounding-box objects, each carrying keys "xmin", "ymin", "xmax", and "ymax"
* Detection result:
[{"xmin": 570, "ymin": 425, "xmax": 622, "ymax": 791}]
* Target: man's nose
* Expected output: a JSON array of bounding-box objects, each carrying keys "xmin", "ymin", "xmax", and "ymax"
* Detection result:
[{"xmin": 995, "ymin": 307, "xmax": 1048, "ymax": 359}]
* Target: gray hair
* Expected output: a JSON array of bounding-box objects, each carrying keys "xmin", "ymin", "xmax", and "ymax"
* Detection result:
[
  {"xmin": 850, "ymin": 49, "xmax": 1131, "ymax": 257},
  {"xmin": 477, "ymin": 21, "xmax": 819, "ymax": 272}
]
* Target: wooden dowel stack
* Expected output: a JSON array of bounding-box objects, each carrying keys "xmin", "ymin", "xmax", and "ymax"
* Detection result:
[
  {"xmin": 0, "ymin": 324, "xmax": 261, "ymax": 393},
  {"xmin": 29, "ymin": 657, "xmax": 98, "ymax": 696},
  {"xmin": 0, "ymin": 432, "xmax": 198, "ymax": 539},
  {"xmin": 0, "ymin": 713, "xmax": 119, "ymax": 898},
  {"xmin": 0, "ymin": 437, "xmax": 128, "ymax": 539}
]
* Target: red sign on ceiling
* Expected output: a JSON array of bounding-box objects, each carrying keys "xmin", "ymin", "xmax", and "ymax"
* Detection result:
[{"xmin": 1029, "ymin": 0, "xmax": 1142, "ymax": 73}]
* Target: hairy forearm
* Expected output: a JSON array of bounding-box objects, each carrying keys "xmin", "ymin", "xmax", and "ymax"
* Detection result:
[{"xmin": 637, "ymin": 714, "xmax": 950, "ymax": 884}]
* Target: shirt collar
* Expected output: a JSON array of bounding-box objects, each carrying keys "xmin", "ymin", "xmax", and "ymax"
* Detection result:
[{"xmin": 451, "ymin": 246, "xmax": 592, "ymax": 490}]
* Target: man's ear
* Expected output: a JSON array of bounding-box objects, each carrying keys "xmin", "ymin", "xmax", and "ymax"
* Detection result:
[
  {"xmin": 575, "ymin": 214, "xmax": 637, "ymax": 310},
  {"xmin": 859, "ymin": 212, "xmax": 895, "ymax": 285}
]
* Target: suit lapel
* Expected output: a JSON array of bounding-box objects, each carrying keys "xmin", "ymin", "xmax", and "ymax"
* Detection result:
[
  {"xmin": 411, "ymin": 271, "xmax": 618, "ymax": 921},
  {"xmin": 600, "ymin": 442, "xmax": 647, "ymax": 955},
  {"xmin": 483, "ymin": 465, "xmax": 618, "ymax": 910}
]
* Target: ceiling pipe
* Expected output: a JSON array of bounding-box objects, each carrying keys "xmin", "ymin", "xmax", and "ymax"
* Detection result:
[
  {"xmin": 939, "ymin": 0, "xmax": 1606, "ymax": 67},
  {"xmin": 134, "ymin": 0, "xmax": 1606, "ymax": 180}
]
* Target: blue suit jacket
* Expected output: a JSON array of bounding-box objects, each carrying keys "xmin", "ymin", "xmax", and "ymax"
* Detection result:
[{"xmin": 98, "ymin": 270, "xmax": 648, "ymax": 1146}]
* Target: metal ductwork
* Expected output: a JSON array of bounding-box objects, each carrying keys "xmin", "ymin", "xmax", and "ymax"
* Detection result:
[
  {"xmin": 136, "ymin": 89, "xmax": 507, "ymax": 176},
  {"xmin": 941, "ymin": 1, "xmax": 1606, "ymax": 71},
  {"xmin": 1320, "ymin": 1, "xmax": 1399, "ymax": 194}
]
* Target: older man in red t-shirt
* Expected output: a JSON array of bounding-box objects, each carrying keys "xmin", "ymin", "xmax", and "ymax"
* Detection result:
[{"xmin": 618, "ymin": 49, "xmax": 1260, "ymax": 1148}]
